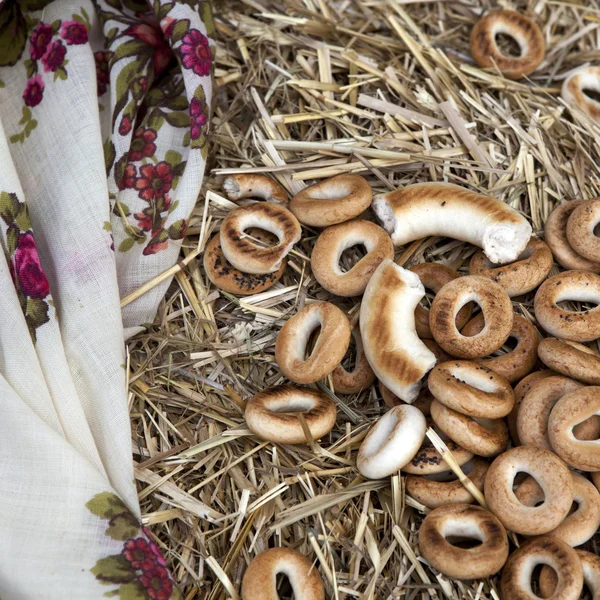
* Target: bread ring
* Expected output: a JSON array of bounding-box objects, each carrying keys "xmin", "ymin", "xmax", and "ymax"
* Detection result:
[
  {"xmin": 470, "ymin": 10, "xmax": 545, "ymax": 80},
  {"xmin": 360, "ymin": 259, "xmax": 437, "ymax": 402},
  {"xmin": 331, "ymin": 326, "xmax": 375, "ymax": 394},
  {"xmin": 534, "ymin": 271, "xmax": 600, "ymax": 342},
  {"xmin": 567, "ymin": 199, "xmax": 600, "ymax": 263},
  {"xmin": 289, "ymin": 175, "xmax": 372, "ymax": 227},
  {"xmin": 276, "ymin": 302, "xmax": 351, "ymax": 384},
  {"xmin": 428, "ymin": 360, "xmax": 514, "ymax": 419},
  {"xmin": 549, "ymin": 387, "xmax": 600, "ymax": 471},
  {"xmin": 501, "ymin": 537, "xmax": 583, "ymax": 600},
  {"xmin": 540, "ymin": 550, "xmax": 600, "ymax": 600},
  {"xmin": 220, "ymin": 203, "xmax": 301, "ymax": 274},
  {"xmin": 418, "ymin": 504, "xmax": 509, "ymax": 580},
  {"xmin": 468, "ymin": 238, "xmax": 553, "ymax": 297},
  {"xmin": 545, "ymin": 201, "xmax": 600, "ymax": 272},
  {"xmin": 405, "ymin": 457, "xmax": 489, "ymax": 509},
  {"xmin": 311, "ymin": 220, "xmax": 393, "ymax": 297},
  {"xmin": 460, "ymin": 313, "xmax": 539, "ymax": 383},
  {"xmin": 430, "ymin": 275, "xmax": 513, "ymax": 358},
  {"xmin": 410, "ymin": 263, "xmax": 472, "ymax": 339},
  {"xmin": 356, "ymin": 405, "xmax": 426, "ymax": 479},
  {"xmin": 430, "ymin": 399, "xmax": 508, "ymax": 457},
  {"xmin": 562, "ymin": 66, "xmax": 600, "ymax": 123},
  {"xmin": 223, "ymin": 173, "xmax": 289, "ymax": 205},
  {"xmin": 517, "ymin": 375, "xmax": 583, "ymax": 451},
  {"xmin": 204, "ymin": 232, "xmax": 286, "ymax": 295},
  {"xmin": 484, "ymin": 445, "xmax": 574, "ymax": 535},
  {"xmin": 378, "ymin": 380, "xmax": 434, "ymax": 414},
  {"xmin": 402, "ymin": 435, "xmax": 474, "ymax": 475},
  {"xmin": 245, "ymin": 385, "xmax": 336, "ymax": 445},
  {"xmin": 241, "ymin": 547, "xmax": 324, "ymax": 600},
  {"xmin": 538, "ymin": 337, "xmax": 600, "ymax": 385}
]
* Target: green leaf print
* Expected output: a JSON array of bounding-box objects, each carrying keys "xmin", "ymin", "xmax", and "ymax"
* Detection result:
[{"xmin": 91, "ymin": 555, "xmax": 136, "ymax": 585}]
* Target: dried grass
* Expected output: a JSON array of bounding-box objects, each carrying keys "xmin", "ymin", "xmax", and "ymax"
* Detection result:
[{"xmin": 128, "ymin": 0, "xmax": 600, "ymax": 597}]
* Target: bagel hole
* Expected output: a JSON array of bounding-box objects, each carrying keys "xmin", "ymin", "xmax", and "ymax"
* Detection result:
[
  {"xmin": 243, "ymin": 226, "xmax": 280, "ymax": 247},
  {"xmin": 444, "ymin": 536, "xmax": 483, "ymax": 549},
  {"xmin": 530, "ymin": 564, "xmax": 549, "ymax": 597},
  {"xmin": 489, "ymin": 335, "xmax": 518, "ymax": 357},
  {"xmin": 460, "ymin": 303, "xmax": 483, "ymax": 337},
  {"xmin": 594, "ymin": 222, "xmax": 600, "ymax": 237},
  {"xmin": 556, "ymin": 299, "xmax": 599, "ymax": 313},
  {"xmin": 513, "ymin": 472, "xmax": 546, "ymax": 507},
  {"xmin": 340, "ymin": 336, "xmax": 358, "ymax": 372},
  {"xmin": 494, "ymin": 33, "xmax": 522, "ymax": 58},
  {"xmin": 270, "ymin": 398, "xmax": 316, "ymax": 414},
  {"xmin": 275, "ymin": 573, "xmax": 294, "ymax": 599},
  {"xmin": 583, "ymin": 88, "xmax": 600, "ymax": 104},
  {"xmin": 339, "ymin": 244, "xmax": 367, "ymax": 273},
  {"xmin": 305, "ymin": 326, "xmax": 322, "ymax": 360},
  {"xmin": 419, "ymin": 289, "xmax": 436, "ymax": 310}
]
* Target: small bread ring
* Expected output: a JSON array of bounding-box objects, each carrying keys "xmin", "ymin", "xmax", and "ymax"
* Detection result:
[
  {"xmin": 460, "ymin": 313, "xmax": 539, "ymax": 383},
  {"xmin": 419, "ymin": 504, "xmax": 509, "ymax": 580},
  {"xmin": 549, "ymin": 386, "xmax": 600, "ymax": 471},
  {"xmin": 410, "ymin": 263, "xmax": 472, "ymax": 339},
  {"xmin": 405, "ymin": 457, "xmax": 489, "ymax": 509},
  {"xmin": 540, "ymin": 550, "xmax": 600, "ymax": 600},
  {"xmin": 220, "ymin": 203, "xmax": 301, "ymax": 274},
  {"xmin": 430, "ymin": 399, "xmax": 508, "ymax": 457},
  {"xmin": 241, "ymin": 547, "xmax": 324, "ymax": 600},
  {"xmin": 545, "ymin": 201, "xmax": 600, "ymax": 272},
  {"xmin": 331, "ymin": 326, "xmax": 375, "ymax": 394},
  {"xmin": 223, "ymin": 173, "xmax": 289, "ymax": 205},
  {"xmin": 469, "ymin": 10, "xmax": 545, "ymax": 80},
  {"xmin": 517, "ymin": 375, "xmax": 583, "ymax": 451},
  {"xmin": 538, "ymin": 337, "xmax": 600, "ymax": 385},
  {"xmin": 245, "ymin": 385, "xmax": 336, "ymax": 445},
  {"xmin": 501, "ymin": 537, "xmax": 583, "ymax": 600},
  {"xmin": 402, "ymin": 435, "xmax": 474, "ymax": 475},
  {"xmin": 204, "ymin": 232, "xmax": 286, "ymax": 295},
  {"xmin": 289, "ymin": 175, "xmax": 372, "ymax": 227},
  {"xmin": 428, "ymin": 360, "xmax": 514, "ymax": 419},
  {"xmin": 468, "ymin": 238, "xmax": 553, "ymax": 297},
  {"xmin": 567, "ymin": 199, "xmax": 600, "ymax": 263},
  {"xmin": 356, "ymin": 405, "xmax": 427, "ymax": 479},
  {"xmin": 311, "ymin": 220, "xmax": 393, "ymax": 297},
  {"xmin": 276, "ymin": 302, "xmax": 351, "ymax": 384},
  {"xmin": 534, "ymin": 271, "xmax": 600, "ymax": 342},
  {"xmin": 484, "ymin": 445, "xmax": 574, "ymax": 535},
  {"xmin": 561, "ymin": 66, "xmax": 600, "ymax": 123}
]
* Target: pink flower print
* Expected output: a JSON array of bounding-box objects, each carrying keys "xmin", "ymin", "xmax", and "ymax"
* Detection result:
[
  {"xmin": 23, "ymin": 75, "xmax": 44, "ymax": 107},
  {"xmin": 60, "ymin": 20, "xmax": 88, "ymax": 45},
  {"xmin": 11, "ymin": 232, "xmax": 50, "ymax": 299},
  {"xmin": 41, "ymin": 40, "xmax": 66, "ymax": 73},
  {"xmin": 179, "ymin": 29, "xmax": 212, "ymax": 77},
  {"xmin": 189, "ymin": 97, "xmax": 207, "ymax": 140},
  {"xmin": 29, "ymin": 22, "xmax": 52, "ymax": 60}
]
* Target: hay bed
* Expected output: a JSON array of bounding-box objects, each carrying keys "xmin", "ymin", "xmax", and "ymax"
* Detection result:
[{"xmin": 127, "ymin": 0, "xmax": 600, "ymax": 598}]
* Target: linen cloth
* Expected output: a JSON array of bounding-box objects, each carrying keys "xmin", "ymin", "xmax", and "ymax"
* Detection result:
[{"xmin": 0, "ymin": 0, "xmax": 212, "ymax": 597}]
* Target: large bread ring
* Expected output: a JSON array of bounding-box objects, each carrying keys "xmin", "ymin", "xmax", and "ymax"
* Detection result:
[
  {"xmin": 245, "ymin": 385, "xmax": 336, "ymax": 445},
  {"xmin": 430, "ymin": 275, "xmax": 513, "ymax": 358},
  {"xmin": 331, "ymin": 326, "xmax": 375, "ymax": 394},
  {"xmin": 372, "ymin": 182, "xmax": 532, "ymax": 264},
  {"xmin": 567, "ymin": 199, "xmax": 600, "ymax": 263},
  {"xmin": 538, "ymin": 338, "xmax": 600, "ymax": 385},
  {"xmin": 405, "ymin": 457, "xmax": 489, "ymax": 509},
  {"xmin": 549, "ymin": 387, "xmax": 600, "ymax": 471},
  {"xmin": 220, "ymin": 203, "xmax": 301, "ymax": 274},
  {"xmin": 484, "ymin": 445, "xmax": 574, "ymax": 535},
  {"xmin": 430, "ymin": 399, "xmax": 508, "ymax": 457},
  {"xmin": 410, "ymin": 263, "xmax": 472, "ymax": 338},
  {"xmin": 275, "ymin": 302, "xmax": 351, "ymax": 384},
  {"xmin": 469, "ymin": 10, "xmax": 545, "ymax": 80},
  {"xmin": 204, "ymin": 232, "xmax": 286, "ymax": 295},
  {"xmin": 356, "ymin": 405, "xmax": 426, "ymax": 479},
  {"xmin": 501, "ymin": 537, "xmax": 583, "ymax": 600},
  {"xmin": 561, "ymin": 66, "xmax": 600, "ymax": 123},
  {"xmin": 418, "ymin": 504, "xmax": 509, "ymax": 580},
  {"xmin": 402, "ymin": 435, "xmax": 474, "ymax": 475},
  {"xmin": 460, "ymin": 312, "xmax": 539, "ymax": 383},
  {"xmin": 545, "ymin": 201, "xmax": 600, "ymax": 272},
  {"xmin": 540, "ymin": 550, "xmax": 600, "ymax": 600},
  {"xmin": 534, "ymin": 271, "xmax": 600, "ymax": 342},
  {"xmin": 468, "ymin": 238, "xmax": 553, "ymax": 297},
  {"xmin": 311, "ymin": 220, "xmax": 393, "ymax": 297},
  {"xmin": 428, "ymin": 360, "xmax": 514, "ymax": 419},
  {"xmin": 289, "ymin": 175, "xmax": 372, "ymax": 227},
  {"xmin": 223, "ymin": 173, "xmax": 289, "ymax": 205},
  {"xmin": 241, "ymin": 547, "xmax": 324, "ymax": 600}
]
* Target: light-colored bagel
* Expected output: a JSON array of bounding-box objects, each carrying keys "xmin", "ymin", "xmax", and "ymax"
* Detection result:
[
  {"xmin": 562, "ymin": 66, "xmax": 600, "ymax": 123},
  {"xmin": 540, "ymin": 550, "xmax": 600, "ymax": 600},
  {"xmin": 245, "ymin": 385, "xmax": 336, "ymax": 445},
  {"xmin": 360, "ymin": 259, "xmax": 437, "ymax": 402},
  {"xmin": 567, "ymin": 199, "xmax": 600, "ymax": 262},
  {"xmin": 430, "ymin": 275, "xmax": 513, "ymax": 358},
  {"xmin": 275, "ymin": 302, "xmax": 351, "ymax": 384},
  {"xmin": 223, "ymin": 173, "xmax": 289, "ymax": 205},
  {"xmin": 241, "ymin": 547, "xmax": 324, "ymax": 600},
  {"xmin": 331, "ymin": 326, "xmax": 375, "ymax": 394},
  {"xmin": 538, "ymin": 337, "xmax": 600, "ymax": 385},
  {"xmin": 220, "ymin": 203, "xmax": 301, "ymax": 274},
  {"xmin": 402, "ymin": 436, "xmax": 474, "ymax": 475},
  {"xmin": 419, "ymin": 504, "xmax": 509, "ymax": 580},
  {"xmin": 289, "ymin": 175, "xmax": 372, "ymax": 227},
  {"xmin": 311, "ymin": 220, "xmax": 393, "ymax": 297},
  {"xmin": 372, "ymin": 182, "xmax": 531, "ymax": 264}
]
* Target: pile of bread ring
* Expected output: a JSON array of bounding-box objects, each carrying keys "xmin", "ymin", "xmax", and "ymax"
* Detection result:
[{"xmin": 207, "ymin": 8, "xmax": 600, "ymax": 600}]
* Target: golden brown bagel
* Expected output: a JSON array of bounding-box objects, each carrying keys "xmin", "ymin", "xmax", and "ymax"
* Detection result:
[
  {"xmin": 538, "ymin": 337, "xmax": 600, "ymax": 385},
  {"xmin": 540, "ymin": 550, "xmax": 600, "ymax": 600},
  {"xmin": 566, "ymin": 199, "xmax": 600, "ymax": 263},
  {"xmin": 223, "ymin": 173, "xmax": 288, "ymax": 205},
  {"xmin": 331, "ymin": 326, "xmax": 375, "ymax": 394},
  {"xmin": 562, "ymin": 66, "xmax": 600, "ymax": 123}
]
